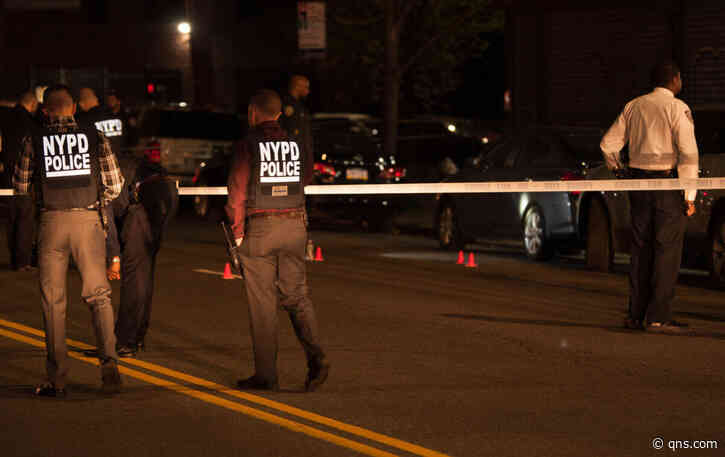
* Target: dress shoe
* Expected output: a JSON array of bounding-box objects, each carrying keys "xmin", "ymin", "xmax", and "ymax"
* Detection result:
[
  {"xmin": 305, "ymin": 359, "xmax": 330, "ymax": 392},
  {"xmin": 101, "ymin": 360, "xmax": 122, "ymax": 394},
  {"xmin": 17, "ymin": 265, "xmax": 37, "ymax": 272},
  {"xmin": 34, "ymin": 383, "xmax": 67, "ymax": 398},
  {"xmin": 116, "ymin": 345, "xmax": 138, "ymax": 358},
  {"xmin": 623, "ymin": 317, "xmax": 644, "ymax": 330},
  {"xmin": 645, "ymin": 321, "xmax": 687, "ymax": 334},
  {"xmin": 236, "ymin": 376, "xmax": 278, "ymax": 391}
]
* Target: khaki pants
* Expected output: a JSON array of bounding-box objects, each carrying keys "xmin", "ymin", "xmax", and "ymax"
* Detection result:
[
  {"xmin": 239, "ymin": 213, "xmax": 325, "ymax": 385},
  {"xmin": 38, "ymin": 210, "xmax": 118, "ymax": 389}
]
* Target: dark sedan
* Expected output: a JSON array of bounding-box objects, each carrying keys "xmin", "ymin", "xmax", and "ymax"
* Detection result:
[{"xmin": 435, "ymin": 126, "xmax": 603, "ymax": 260}]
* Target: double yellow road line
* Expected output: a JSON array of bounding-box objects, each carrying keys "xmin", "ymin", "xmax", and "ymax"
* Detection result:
[{"xmin": 0, "ymin": 317, "xmax": 451, "ymax": 457}]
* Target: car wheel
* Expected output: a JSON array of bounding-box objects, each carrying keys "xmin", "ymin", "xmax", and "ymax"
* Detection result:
[
  {"xmin": 437, "ymin": 204, "xmax": 464, "ymax": 250},
  {"xmin": 585, "ymin": 198, "xmax": 613, "ymax": 272},
  {"xmin": 523, "ymin": 206, "xmax": 554, "ymax": 260},
  {"xmin": 710, "ymin": 213, "xmax": 725, "ymax": 284}
]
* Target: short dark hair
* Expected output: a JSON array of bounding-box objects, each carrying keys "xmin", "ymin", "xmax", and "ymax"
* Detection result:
[
  {"xmin": 651, "ymin": 60, "xmax": 681, "ymax": 88},
  {"xmin": 43, "ymin": 84, "xmax": 75, "ymax": 112},
  {"xmin": 250, "ymin": 89, "xmax": 282, "ymax": 117}
]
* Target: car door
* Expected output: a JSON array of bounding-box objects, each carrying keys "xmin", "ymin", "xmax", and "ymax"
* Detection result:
[{"xmin": 455, "ymin": 138, "xmax": 519, "ymax": 238}]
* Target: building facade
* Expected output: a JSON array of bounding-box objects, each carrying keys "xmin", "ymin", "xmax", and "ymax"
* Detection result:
[{"xmin": 503, "ymin": 0, "xmax": 725, "ymax": 132}]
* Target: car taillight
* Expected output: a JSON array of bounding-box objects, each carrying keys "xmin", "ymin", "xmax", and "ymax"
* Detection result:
[
  {"xmin": 560, "ymin": 171, "xmax": 584, "ymax": 195},
  {"xmin": 144, "ymin": 141, "xmax": 161, "ymax": 163},
  {"xmin": 314, "ymin": 162, "xmax": 336, "ymax": 176},
  {"xmin": 379, "ymin": 166, "xmax": 406, "ymax": 181}
]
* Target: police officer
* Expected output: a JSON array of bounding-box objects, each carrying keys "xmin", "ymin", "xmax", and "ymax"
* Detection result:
[
  {"xmin": 13, "ymin": 85, "xmax": 124, "ymax": 396},
  {"xmin": 280, "ymin": 75, "xmax": 313, "ymax": 156},
  {"xmin": 226, "ymin": 89, "xmax": 329, "ymax": 391},
  {"xmin": 1, "ymin": 91, "xmax": 39, "ymax": 271},
  {"xmin": 105, "ymin": 147, "xmax": 178, "ymax": 357},
  {"xmin": 601, "ymin": 60, "xmax": 699, "ymax": 334},
  {"xmin": 76, "ymin": 87, "xmax": 126, "ymax": 156}
]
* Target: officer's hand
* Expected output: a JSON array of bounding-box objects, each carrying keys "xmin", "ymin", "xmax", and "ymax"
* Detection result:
[
  {"xmin": 685, "ymin": 201, "xmax": 696, "ymax": 217},
  {"xmin": 235, "ymin": 237, "xmax": 244, "ymax": 247},
  {"xmin": 107, "ymin": 261, "xmax": 121, "ymax": 281}
]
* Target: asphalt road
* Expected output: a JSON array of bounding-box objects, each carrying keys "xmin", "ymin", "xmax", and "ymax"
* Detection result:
[{"xmin": 1, "ymin": 213, "xmax": 724, "ymax": 457}]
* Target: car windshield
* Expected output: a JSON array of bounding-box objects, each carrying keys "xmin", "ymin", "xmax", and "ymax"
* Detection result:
[{"xmin": 140, "ymin": 110, "xmax": 244, "ymax": 141}]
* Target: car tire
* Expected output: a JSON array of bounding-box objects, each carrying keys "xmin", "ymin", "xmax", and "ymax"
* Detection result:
[
  {"xmin": 437, "ymin": 203, "xmax": 465, "ymax": 250},
  {"xmin": 710, "ymin": 213, "xmax": 725, "ymax": 285},
  {"xmin": 585, "ymin": 198, "xmax": 613, "ymax": 272},
  {"xmin": 522, "ymin": 205, "xmax": 554, "ymax": 260}
]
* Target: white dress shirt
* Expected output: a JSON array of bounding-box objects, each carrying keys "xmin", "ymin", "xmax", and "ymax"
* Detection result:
[{"xmin": 600, "ymin": 87, "xmax": 699, "ymax": 201}]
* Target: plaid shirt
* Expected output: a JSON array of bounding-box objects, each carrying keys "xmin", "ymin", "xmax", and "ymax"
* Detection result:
[{"xmin": 13, "ymin": 116, "xmax": 124, "ymax": 204}]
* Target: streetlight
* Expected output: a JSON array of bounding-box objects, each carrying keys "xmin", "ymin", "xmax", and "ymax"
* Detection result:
[{"xmin": 178, "ymin": 21, "xmax": 191, "ymax": 34}]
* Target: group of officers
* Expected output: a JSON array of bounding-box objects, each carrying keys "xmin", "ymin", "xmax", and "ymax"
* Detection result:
[
  {"xmin": 1, "ymin": 59, "xmax": 694, "ymax": 397},
  {"xmin": 2, "ymin": 85, "xmax": 177, "ymax": 396},
  {"xmin": 1, "ymin": 74, "xmax": 328, "ymax": 396}
]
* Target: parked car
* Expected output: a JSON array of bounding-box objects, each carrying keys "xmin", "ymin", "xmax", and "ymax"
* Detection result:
[
  {"xmin": 579, "ymin": 112, "xmax": 725, "ymax": 282},
  {"xmin": 435, "ymin": 126, "xmax": 604, "ymax": 259},
  {"xmin": 135, "ymin": 108, "xmax": 243, "ymax": 188}
]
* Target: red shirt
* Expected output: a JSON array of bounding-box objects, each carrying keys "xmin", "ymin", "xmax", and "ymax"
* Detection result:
[{"xmin": 225, "ymin": 120, "xmax": 313, "ymax": 239}]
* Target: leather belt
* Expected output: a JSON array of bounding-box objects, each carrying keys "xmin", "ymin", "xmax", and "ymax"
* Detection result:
[
  {"xmin": 248, "ymin": 210, "xmax": 304, "ymax": 219},
  {"xmin": 628, "ymin": 168, "xmax": 676, "ymax": 178}
]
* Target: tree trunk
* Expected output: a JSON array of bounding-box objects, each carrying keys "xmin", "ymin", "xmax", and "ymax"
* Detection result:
[{"xmin": 383, "ymin": 0, "xmax": 400, "ymax": 160}]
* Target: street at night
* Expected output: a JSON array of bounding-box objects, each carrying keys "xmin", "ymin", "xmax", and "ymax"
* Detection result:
[{"xmin": 1, "ymin": 214, "xmax": 723, "ymax": 457}]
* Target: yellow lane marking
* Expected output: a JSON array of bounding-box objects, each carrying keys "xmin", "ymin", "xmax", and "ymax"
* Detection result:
[
  {"xmin": 0, "ymin": 326, "xmax": 397, "ymax": 457},
  {"xmin": 0, "ymin": 317, "xmax": 452, "ymax": 457}
]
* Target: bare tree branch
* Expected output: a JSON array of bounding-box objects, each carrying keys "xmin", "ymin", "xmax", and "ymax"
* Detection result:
[{"xmin": 399, "ymin": 10, "xmax": 472, "ymax": 77}]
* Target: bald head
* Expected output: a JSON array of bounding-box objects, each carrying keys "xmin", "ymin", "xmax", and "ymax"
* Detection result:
[
  {"xmin": 43, "ymin": 85, "xmax": 76, "ymax": 118},
  {"xmin": 18, "ymin": 91, "xmax": 38, "ymax": 114},
  {"xmin": 289, "ymin": 75, "xmax": 310, "ymax": 100},
  {"xmin": 78, "ymin": 87, "xmax": 100, "ymax": 112}
]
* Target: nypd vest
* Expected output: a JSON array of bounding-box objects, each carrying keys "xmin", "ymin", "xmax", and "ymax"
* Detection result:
[
  {"xmin": 78, "ymin": 107, "xmax": 124, "ymax": 154},
  {"xmin": 33, "ymin": 125, "xmax": 100, "ymax": 210},
  {"xmin": 246, "ymin": 132, "xmax": 305, "ymax": 211}
]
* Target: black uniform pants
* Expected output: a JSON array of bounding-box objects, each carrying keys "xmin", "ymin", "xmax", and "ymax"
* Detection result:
[
  {"xmin": 239, "ymin": 212, "xmax": 325, "ymax": 385},
  {"xmin": 6, "ymin": 195, "xmax": 36, "ymax": 269},
  {"xmin": 628, "ymin": 189, "xmax": 687, "ymax": 324},
  {"xmin": 115, "ymin": 204, "xmax": 158, "ymax": 347}
]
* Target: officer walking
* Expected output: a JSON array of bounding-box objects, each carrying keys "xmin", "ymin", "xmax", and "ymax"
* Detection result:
[
  {"xmin": 1, "ymin": 91, "xmax": 39, "ymax": 271},
  {"xmin": 226, "ymin": 89, "xmax": 329, "ymax": 391},
  {"xmin": 600, "ymin": 60, "xmax": 699, "ymax": 334},
  {"xmin": 76, "ymin": 87, "xmax": 126, "ymax": 156},
  {"xmin": 105, "ymin": 147, "xmax": 178, "ymax": 357},
  {"xmin": 13, "ymin": 85, "xmax": 124, "ymax": 396}
]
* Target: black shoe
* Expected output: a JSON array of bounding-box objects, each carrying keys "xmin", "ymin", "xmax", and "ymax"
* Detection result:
[
  {"xmin": 101, "ymin": 360, "xmax": 122, "ymax": 395},
  {"xmin": 34, "ymin": 383, "xmax": 67, "ymax": 398},
  {"xmin": 305, "ymin": 359, "xmax": 330, "ymax": 392},
  {"xmin": 236, "ymin": 376, "xmax": 278, "ymax": 391},
  {"xmin": 623, "ymin": 317, "xmax": 644, "ymax": 330},
  {"xmin": 116, "ymin": 345, "xmax": 138, "ymax": 358},
  {"xmin": 645, "ymin": 321, "xmax": 687, "ymax": 334}
]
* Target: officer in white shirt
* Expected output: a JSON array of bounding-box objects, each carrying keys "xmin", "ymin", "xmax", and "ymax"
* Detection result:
[{"xmin": 600, "ymin": 59, "xmax": 698, "ymax": 334}]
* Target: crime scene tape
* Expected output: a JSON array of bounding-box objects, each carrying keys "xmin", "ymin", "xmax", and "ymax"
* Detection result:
[
  {"xmin": 1, "ymin": 178, "xmax": 722, "ymax": 198},
  {"xmin": 170, "ymin": 177, "xmax": 718, "ymax": 196}
]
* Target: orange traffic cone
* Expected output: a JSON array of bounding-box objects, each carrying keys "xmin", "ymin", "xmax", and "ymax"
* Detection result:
[
  {"xmin": 456, "ymin": 250, "xmax": 465, "ymax": 265},
  {"xmin": 314, "ymin": 246, "xmax": 324, "ymax": 262},
  {"xmin": 223, "ymin": 262, "xmax": 234, "ymax": 279},
  {"xmin": 465, "ymin": 252, "xmax": 478, "ymax": 268}
]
